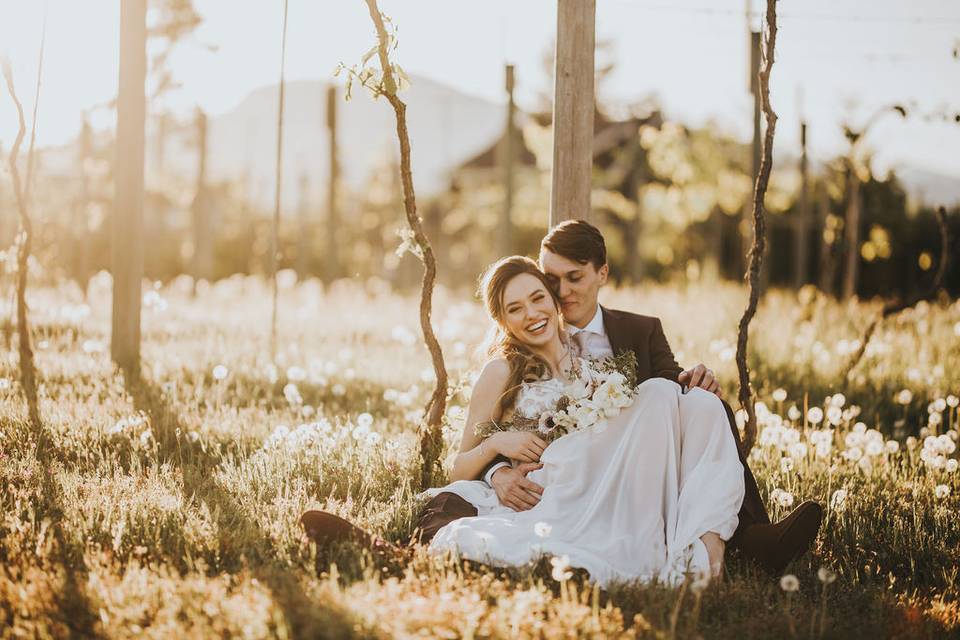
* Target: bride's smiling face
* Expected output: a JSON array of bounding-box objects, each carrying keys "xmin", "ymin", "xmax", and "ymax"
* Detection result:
[{"xmin": 500, "ymin": 273, "xmax": 561, "ymax": 348}]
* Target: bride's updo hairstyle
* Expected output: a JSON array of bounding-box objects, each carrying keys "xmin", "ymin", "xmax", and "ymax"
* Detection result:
[{"xmin": 479, "ymin": 256, "xmax": 563, "ymax": 417}]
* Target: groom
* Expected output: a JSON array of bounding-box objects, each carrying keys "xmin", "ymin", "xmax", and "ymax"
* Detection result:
[{"xmin": 303, "ymin": 220, "xmax": 823, "ymax": 574}]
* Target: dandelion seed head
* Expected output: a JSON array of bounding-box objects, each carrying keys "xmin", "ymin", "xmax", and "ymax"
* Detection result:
[
  {"xmin": 772, "ymin": 388, "xmax": 787, "ymax": 403},
  {"xmin": 534, "ymin": 522, "xmax": 552, "ymax": 538},
  {"xmin": 934, "ymin": 484, "xmax": 950, "ymax": 500},
  {"xmin": 212, "ymin": 365, "xmax": 228, "ymax": 380},
  {"xmin": 817, "ymin": 567, "xmax": 837, "ymax": 584},
  {"xmin": 780, "ymin": 574, "xmax": 800, "ymax": 592}
]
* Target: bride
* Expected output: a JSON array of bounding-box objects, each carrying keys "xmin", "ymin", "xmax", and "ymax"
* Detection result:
[{"xmin": 424, "ymin": 256, "xmax": 745, "ymax": 587}]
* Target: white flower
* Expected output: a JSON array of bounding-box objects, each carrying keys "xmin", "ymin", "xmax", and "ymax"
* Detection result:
[
  {"xmin": 826, "ymin": 406, "xmax": 843, "ymax": 426},
  {"xmin": 932, "ymin": 398, "xmax": 947, "ymax": 412},
  {"xmin": 770, "ymin": 488, "xmax": 794, "ymax": 507},
  {"xmin": 212, "ymin": 365, "xmax": 228, "ymax": 380},
  {"xmin": 929, "ymin": 413, "xmax": 943, "ymax": 426},
  {"xmin": 947, "ymin": 395, "xmax": 959, "ymax": 408},
  {"xmin": 938, "ymin": 435, "xmax": 956, "ymax": 454},
  {"xmin": 906, "ymin": 436, "xmax": 918, "ymax": 449},
  {"xmin": 772, "ymin": 388, "xmax": 787, "ymax": 403},
  {"xmin": 854, "ymin": 422, "xmax": 867, "ymax": 434},
  {"xmin": 934, "ymin": 484, "xmax": 950, "ymax": 500},
  {"xmin": 565, "ymin": 378, "xmax": 592, "ymax": 401},
  {"xmin": 885, "ymin": 440, "xmax": 900, "ymax": 454},
  {"xmin": 780, "ymin": 574, "xmax": 800, "ymax": 592},
  {"xmin": 844, "ymin": 447, "xmax": 863, "ymax": 462},
  {"xmin": 896, "ymin": 389, "xmax": 913, "ymax": 405},
  {"xmin": 139, "ymin": 429, "xmax": 153, "ymax": 446},
  {"xmin": 830, "ymin": 489, "xmax": 848, "ymax": 511},
  {"xmin": 845, "ymin": 432, "xmax": 864, "ymax": 449},
  {"xmin": 789, "ymin": 443, "xmax": 808, "ymax": 459},
  {"xmin": 0, "ymin": 378, "xmax": 9, "ymax": 391},
  {"xmin": 787, "ymin": 405, "xmax": 802, "ymax": 421},
  {"xmin": 284, "ymin": 383, "xmax": 302, "ymax": 405},
  {"xmin": 286, "ymin": 366, "xmax": 306, "ymax": 382},
  {"xmin": 780, "ymin": 457, "xmax": 794, "ymax": 473},
  {"xmin": 534, "ymin": 522, "xmax": 552, "ymax": 538},
  {"xmin": 356, "ymin": 412, "xmax": 374, "ymax": 429},
  {"xmin": 945, "ymin": 459, "xmax": 958, "ymax": 473},
  {"xmin": 351, "ymin": 423, "xmax": 370, "ymax": 440},
  {"xmin": 830, "ymin": 393, "xmax": 846, "ymax": 408},
  {"xmin": 807, "ymin": 407, "xmax": 824, "ymax": 425},
  {"xmin": 550, "ymin": 555, "xmax": 573, "ymax": 581},
  {"xmin": 865, "ymin": 440, "xmax": 884, "ymax": 457},
  {"xmin": 817, "ymin": 567, "xmax": 837, "ymax": 584}
]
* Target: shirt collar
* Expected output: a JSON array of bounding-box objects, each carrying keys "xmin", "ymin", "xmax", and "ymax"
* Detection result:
[{"xmin": 568, "ymin": 304, "xmax": 605, "ymax": 336}]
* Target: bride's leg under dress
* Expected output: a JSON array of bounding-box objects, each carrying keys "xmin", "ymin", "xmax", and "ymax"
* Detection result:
[{"xmin": 666, "ymin": 383, "xmax": 746, "ymax": 577}]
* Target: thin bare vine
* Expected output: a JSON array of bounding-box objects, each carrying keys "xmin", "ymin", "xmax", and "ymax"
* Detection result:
[
  {"xmin": 344, "ymin": 0, "xmax": 448, "ymax": 488},
  {"xmin": 844, "ymin": 206, "xmax": 951, "ymax": 379},
  {"xmin": 2, "ymin": 59, "xmax": 42, "ymax": 431},
  {"xmin": 735, "ymin": 0, "xmax": 778, "ymax": 452}
]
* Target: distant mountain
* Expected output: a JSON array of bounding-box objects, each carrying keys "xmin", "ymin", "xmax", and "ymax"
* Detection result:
[{"xmin": 174, "ymin": 75, "xmax": 507, "ymax": 209}]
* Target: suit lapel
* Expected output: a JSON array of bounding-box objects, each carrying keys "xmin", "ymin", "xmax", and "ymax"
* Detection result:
[{"xmin": 601, "ymin": 306, "xmax": 629, "ymax": 356}]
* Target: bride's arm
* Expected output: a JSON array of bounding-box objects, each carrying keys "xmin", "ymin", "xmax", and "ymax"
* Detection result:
[
  {"xmin": 449, "ymin": 359, "xmax": 547, "ymax": 483},
  {"xmin": 449, "ymin": 359, "xmax": 510, "ymax": 483}
]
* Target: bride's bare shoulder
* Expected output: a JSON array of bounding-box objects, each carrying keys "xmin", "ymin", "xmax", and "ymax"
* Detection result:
[{"xmin": 478, "ymin": 358, "xmax": 510, "ymax": 383}]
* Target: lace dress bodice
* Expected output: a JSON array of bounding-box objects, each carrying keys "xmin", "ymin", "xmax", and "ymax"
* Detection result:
[{"xmin": 512, "ymin": 377, "xmax": 566, "ymax": 420}]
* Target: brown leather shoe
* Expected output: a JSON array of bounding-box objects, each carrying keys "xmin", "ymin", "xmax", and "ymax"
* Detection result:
[
  {"xmin": 736, "ymin": 500, "xmax": 823, "ymax": 575},
  {"xmin": 300, "ymin": 510, "xmax": 409, "ymax": 569}
]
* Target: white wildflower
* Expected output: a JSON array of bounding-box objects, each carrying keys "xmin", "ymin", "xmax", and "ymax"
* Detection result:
[
  {"xmin": 934, "ymin": 484, "xmax": 950, "ymax": 500},
  {"xmin": 896, "ymin": 389, "xmax": 913, "ymax": 405},
  {"xmin": 357, "ymin": 412, "xmax": 374, "ymax": 429},
  {"xmin": 817, "ymin": 567, "xmax": 837, "ymax": 584},
  {"xmin": 807, "ymin": 407, "xmax": 824, "ymax": 425},
  {"xmin": 780, "ymin": 574, "xmax": 800, "ymax": 592},
  {"xmin": 830, "ymin": 489, "xmax": 848, "ymax": 511},
  {"xmin": 550, "ymin": 555, "xmax": 573, "ymax": 581},
  {"xmin": 212, "ymin": 365, "xmax": 228, "ymax": 381},
  {"xmin": 772, "ymin": 388, "xmax": 787, "ymax": 403}
]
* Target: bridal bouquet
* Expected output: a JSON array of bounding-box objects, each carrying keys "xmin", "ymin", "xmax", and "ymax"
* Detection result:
[{"xmin": 475, "ymin": 351, "xmax": 639, "ymax": 444}]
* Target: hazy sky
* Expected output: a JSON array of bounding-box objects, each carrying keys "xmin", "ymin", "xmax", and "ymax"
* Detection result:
[{"xmin": 1, "ymin": 0, "xmax": 958, "ymax": 177}]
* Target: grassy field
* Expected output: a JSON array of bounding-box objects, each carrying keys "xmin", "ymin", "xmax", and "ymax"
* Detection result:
[{"xmin": 1, "ymin": 273, "xmax": 958, "ymax": 638}]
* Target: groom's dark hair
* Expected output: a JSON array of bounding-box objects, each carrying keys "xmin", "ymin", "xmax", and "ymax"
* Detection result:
[{"xmin": 540, "ymin": 219, "xmax": 607, "ymax": 270}]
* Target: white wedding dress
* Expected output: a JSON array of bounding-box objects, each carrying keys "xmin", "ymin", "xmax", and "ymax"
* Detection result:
[{"xmin": 424, "ymin": 369, "xmax": 746, "ymax": 588}]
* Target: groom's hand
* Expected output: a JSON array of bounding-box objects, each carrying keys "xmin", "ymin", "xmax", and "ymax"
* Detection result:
[
  {"xmin": 491, "ymin": 464, "xmax": 544, "ymax": 512},
  {"xmin": 678, "ymin": 363, "xmax": 722, "ymax": 397}
]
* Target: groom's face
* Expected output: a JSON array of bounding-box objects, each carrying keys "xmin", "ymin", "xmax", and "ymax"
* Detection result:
[{"xmin": 539, "ymin": 249, "xmax": 608, "ymax": 329}]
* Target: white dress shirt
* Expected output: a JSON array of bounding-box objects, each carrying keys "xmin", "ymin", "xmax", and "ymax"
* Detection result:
[
  {"xmin": 484, "ymin": 304, "xmax": 613, "ymax": 485},
  {"xmin": 566, "ymin": 304, "xmax": 614, "ymax": 360}
]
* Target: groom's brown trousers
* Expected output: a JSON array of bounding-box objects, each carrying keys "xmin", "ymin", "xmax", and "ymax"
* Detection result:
[{"xmin": 410, "ymin": 397, "xmax": 769, "ymax": 547}]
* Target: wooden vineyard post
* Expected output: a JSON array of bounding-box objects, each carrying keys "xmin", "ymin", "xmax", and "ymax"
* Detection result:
[
  {"xmin": 112, "ymin": 0, "xmax": 147, "ymax": 373},
  {"xmin": 324, "ymin": 85, "xmax": 340, "ymax": 284},
  {"xmin": 550, "ymin": 0, "xmax": 596, "ymax": 228}
]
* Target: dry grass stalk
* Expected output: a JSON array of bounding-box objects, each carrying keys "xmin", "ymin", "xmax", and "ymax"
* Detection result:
[
  {"xmin": 1, "ymin": 59, "xmax": 41, "ymax": 431},
  {"xmin": 735, "ymin": 0, "xmax": 778, "ymax": 452},
  {"xmin": 844, "ymin": 206, "xmax": 951, "ymax": 379},
  {"xmin": 362, "ymin": 0, "xmax": 449, "ymax": 488}
]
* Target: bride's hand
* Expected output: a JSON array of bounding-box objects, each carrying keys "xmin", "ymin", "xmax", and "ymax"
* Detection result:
[{"xmin": 488, "ymin": 432, "xmax": 547, "ymax": 462}]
